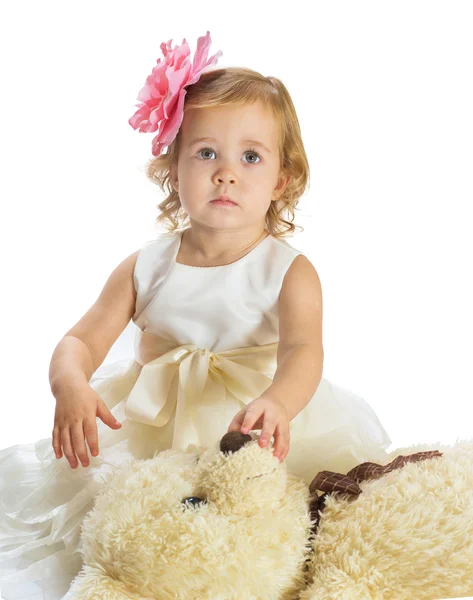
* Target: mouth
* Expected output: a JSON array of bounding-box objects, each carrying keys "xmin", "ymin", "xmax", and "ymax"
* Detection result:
[
  {"xmin": 211, "ymin": 195, "xmax": 237, "ymax": 206},
  {"xmin": 247, "ymin": 468, "xmax": 277, "ymax": 480}
]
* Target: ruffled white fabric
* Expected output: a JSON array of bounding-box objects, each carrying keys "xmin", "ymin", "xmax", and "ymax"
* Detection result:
[{"xmin": 0, "ymin": 359, "xmax": 142, "ymax": 599}]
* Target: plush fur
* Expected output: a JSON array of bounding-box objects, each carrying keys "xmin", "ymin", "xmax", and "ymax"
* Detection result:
[
  {"xmin": 68, "ymin": 435, "xmax": 473, "ymax": 599},
  {"xmin": 301, "ymin": 439, "xmax": 473, "ymax": 600}
]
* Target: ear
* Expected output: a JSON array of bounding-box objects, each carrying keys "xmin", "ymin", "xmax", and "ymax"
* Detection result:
[{"xmin": 272, "ymin": 173, "xmax": 291, "ymax": 201}]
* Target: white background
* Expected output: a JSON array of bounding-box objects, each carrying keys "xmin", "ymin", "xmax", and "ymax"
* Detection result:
[{"xmin": 0, "ymin": 1, "xmax": 471, "ymax": 452}]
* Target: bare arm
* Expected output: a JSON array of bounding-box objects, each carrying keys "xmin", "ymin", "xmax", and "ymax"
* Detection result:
[
  {"xmin": 267, "ymin": 254, "xmax": 324, "ymax": 421},
  {"xmin": 49, "ymin": 248, "xmax": 140, "ymax": 469},
  {"xmin": 49, "ymin": 336, "xmax": 96, "ymax": 397},
  {"xmin": 49, "ymin": 248, "xmax": 140, "ymax": 396},
  {"xmin": 269, "ymin": 344, "xmax": 323, "ymax": 422}
]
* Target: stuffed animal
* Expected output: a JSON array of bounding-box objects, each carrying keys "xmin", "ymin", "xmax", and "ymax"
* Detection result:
[{"xmin": 68, "ymin": 433, "xmax": 473, "ymax": 600}]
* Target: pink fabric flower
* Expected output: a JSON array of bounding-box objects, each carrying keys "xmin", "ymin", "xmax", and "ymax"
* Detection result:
[{"xmin": 128, "ymin": 31, "xmax": 223, "ymax": 157}]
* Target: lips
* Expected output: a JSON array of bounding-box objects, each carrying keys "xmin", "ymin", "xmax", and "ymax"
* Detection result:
[{"xmin": 211, "ymin": 195, "xmax": 237, "ymax": 205}]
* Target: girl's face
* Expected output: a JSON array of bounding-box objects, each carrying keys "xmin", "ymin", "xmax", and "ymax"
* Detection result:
[{"xmin": 170, "ymin": 101, "xmax": 290, "ymax": 231}]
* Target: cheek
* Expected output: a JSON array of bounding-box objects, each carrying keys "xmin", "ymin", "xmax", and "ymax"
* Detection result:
[
  {"xmin": 178, "ymin": 168, "xmax": 205, "ymax": 190},
  {"xmin": 250, "ymin": 173, "xmax": 275, "ymax": 195}
]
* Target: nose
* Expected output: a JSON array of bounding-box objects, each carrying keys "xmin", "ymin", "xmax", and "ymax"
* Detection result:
[
  {"xmin": 220, "ymin": 431, "xmax": 252, "ymax": 455},
  {"xmin": 212, "ymin": 168, "xmax": 237, "ymax": 186}
]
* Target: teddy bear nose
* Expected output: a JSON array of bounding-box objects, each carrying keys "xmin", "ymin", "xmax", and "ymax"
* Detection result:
[{"xmin": 220, "ymin": 431, "xmax": 253, "ymax": 455}]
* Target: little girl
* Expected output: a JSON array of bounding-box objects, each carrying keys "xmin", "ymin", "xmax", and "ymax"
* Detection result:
[{"xmin": 0, "ymin": 31, "xmax": 392, "ymax": 598}]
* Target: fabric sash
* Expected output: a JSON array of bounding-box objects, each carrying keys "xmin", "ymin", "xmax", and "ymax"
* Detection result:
[{"xmin": 124, "ymin": 329, "xmax": 279, "ymax": 450}]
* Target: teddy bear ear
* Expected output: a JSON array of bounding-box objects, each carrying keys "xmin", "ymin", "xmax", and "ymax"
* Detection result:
[{"xmin": 220, "ymin": 431, "xmax": 253, "ymax": 455}]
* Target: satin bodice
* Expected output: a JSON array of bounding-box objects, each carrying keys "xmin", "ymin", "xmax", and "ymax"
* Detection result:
[{"xmin": 131, "ymin": 228, "xmax": 304, "ymax": 353}]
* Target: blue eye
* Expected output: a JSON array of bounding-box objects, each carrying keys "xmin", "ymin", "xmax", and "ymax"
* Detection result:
[
  {"xmin": 197, "ymin": 147, "xmax": 261, "ymax": 164},
  {"xmin": 197, "ymin": 148, "xmax": 215, "ymax": 160}
]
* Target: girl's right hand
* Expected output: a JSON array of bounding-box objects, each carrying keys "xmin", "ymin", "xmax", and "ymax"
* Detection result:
[{"xmin": 52, "ymin": 382, "xmax": 122, "ymax": 469}]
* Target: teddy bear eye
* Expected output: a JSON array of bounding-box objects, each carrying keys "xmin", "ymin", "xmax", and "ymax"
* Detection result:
[{"xmin": 181, "ymin": 497, "xmax": 207, "ymax": 509}]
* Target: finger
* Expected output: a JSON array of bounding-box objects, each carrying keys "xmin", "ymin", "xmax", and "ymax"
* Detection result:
[
  {"xmin": 227, "ymin": 410, "xmax": 245, "ymax": 433},
  {"xmin": 61, "ymin": 427, "xmax": 78, "ymax": 469},
  {"xmin": 71, "ymin": 422, "xmax": 90, "ymax": 467},
  {"xmin": 279, "ymin": 428, "xmax": 291, "ymax": 462},
  {"xmin": 52, "ymin": 425, "xmax": 62, "ymax": 459},
  {"xmin": 97, "ymin": 398, "xmax": 122, "ymax": 429},
  {"xmin": 241, "ymin": 406, "xmax": 264, "ymax": 434},
  {"xmin": 258, "ymin": 417, "xmax": 276, "ymax": 447},
  {"xmin": 272, "ymin": 423, "xmax": 291, "ymax": 461},
  {"xmin": 83, "ymin": 417, "xmax": 99, "ymax": 458}
]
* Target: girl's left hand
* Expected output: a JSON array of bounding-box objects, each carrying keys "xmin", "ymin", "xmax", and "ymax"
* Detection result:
[{"xmin": 227, "ymin": 393, "xmax": 290, "ymax": 463}]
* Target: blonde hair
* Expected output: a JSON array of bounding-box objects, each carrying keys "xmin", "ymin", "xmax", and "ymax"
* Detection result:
[{"xmin": 144, "ymin": 67, "xmax": 310, "ymax": 239}]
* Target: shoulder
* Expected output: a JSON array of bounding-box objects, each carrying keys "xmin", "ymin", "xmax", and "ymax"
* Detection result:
[
  {"xmin": 116, "ymin": 249, "xmax": 141, "ymax": 278},
  {"xmin": 265, "ymin": 236, "xmax": 322, "ymax": 303},
  {"xmin": 101, "ymin": 249, "xmax": 141, "ymax": 300},
  {"xmin": 132, "ymin": 231, "xmax": 179, "ymax": 272},
  {"xmin": 107, "ymin": 248, "xmax": 141, "ymax": 277},
  {"xmin": 280, "ymin": 254, "xmax": 322, "ymax": 305},
  {"xmin": 127, "ymin": 249, "xmax": 141, "ymax": 264}
]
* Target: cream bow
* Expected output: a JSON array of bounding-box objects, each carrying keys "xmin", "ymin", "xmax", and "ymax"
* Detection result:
[{"xmin": 124, "ymin": 341, "xmax": 279, "ymax": 450}]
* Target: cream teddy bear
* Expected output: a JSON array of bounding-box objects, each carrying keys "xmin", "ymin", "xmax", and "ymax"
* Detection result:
[{"xmin": 68, "ymin": 433, "xmax": 473, "ymax": 600}]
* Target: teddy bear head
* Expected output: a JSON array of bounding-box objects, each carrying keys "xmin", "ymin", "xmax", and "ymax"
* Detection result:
[{"xmin": 71, "ymin": 431, "xmax": 313, "ymax": 599}]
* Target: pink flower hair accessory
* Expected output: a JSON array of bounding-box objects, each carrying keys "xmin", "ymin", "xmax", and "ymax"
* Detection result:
[{"xmin": 128, "ymin": 31, "xmax": 223, "ymax": 157}]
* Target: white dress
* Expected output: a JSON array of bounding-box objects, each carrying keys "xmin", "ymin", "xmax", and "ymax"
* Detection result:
[{"xmin": 0, "ymin": 228, "xmax": 392, "ymax": 599}]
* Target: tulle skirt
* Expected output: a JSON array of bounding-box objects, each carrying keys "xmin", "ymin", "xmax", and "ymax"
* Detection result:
[{"xmin": 0, "ymin": 358, "xmax": 392, "ymax": 599}]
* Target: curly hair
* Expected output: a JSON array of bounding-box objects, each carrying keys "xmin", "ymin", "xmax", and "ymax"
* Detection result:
[{"xmin": 143, "ymin": 67, "xmax": 310, "ymax": 239}]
